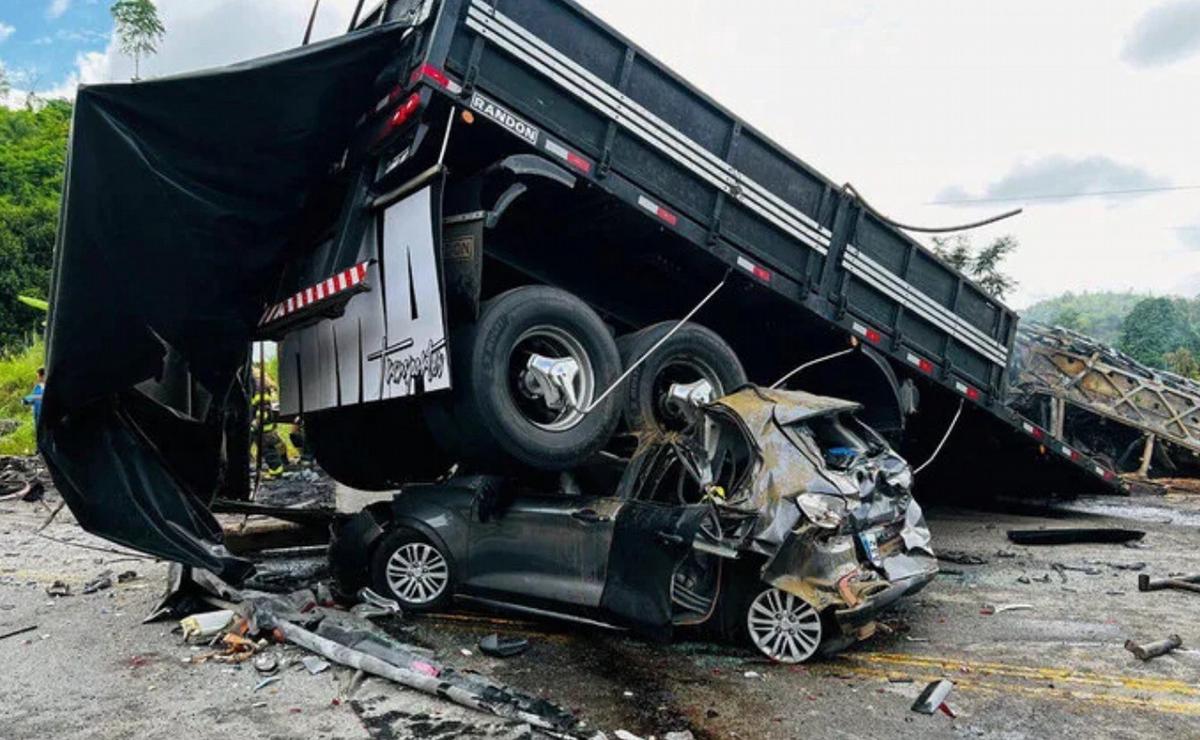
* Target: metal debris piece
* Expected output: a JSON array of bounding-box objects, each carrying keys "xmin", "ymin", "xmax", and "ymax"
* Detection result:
[
  {"xmin": 1138, "ymin": 573, "xmax": 1200, "ymax": 594},
  {"xmin": 911, "ymin": 679, "xmax": 955, "ymax": 715},
  {"xmin": 478, "ymin": 633, "xmax": 530, "ymax": 658},
  {"xmin": 980, "ymin": 603, "xmax": 1034, "ymax": 615},
  {"xmin": 350, "ymin": 588, "xmax": 402, "ymax": 619},
  {"xmin": 614, "ymin": 731, "xmax": 643, "ymax": 740},
  {"xmin": 117, "ymin": 570, "xmax": 138, "ymax": 583},
  {"xmin": 301, "ymin": 655, "xmax": 331, "ymax": 675},
  {"xmin": 254, "ymin": 675, "xmax": 282, "ymax": 692},
  {"xmin": 1007, "ymin": 529, "xmax": 1145, "ymax": 546},
  {"xmin": 180, "ymin": 610, "xmax": 235, "ymax": 641},
  {"xmin": 0, "ymin": 624, "xmax": 37, "ymax": 641},
  {"xmin": 253, "ymin": 653, "xmax": 279, "ymax": 674},
  {"xmin": 264, "ymin": 614, "xmax": 575, "ymax": 731},
  {"xmin": 1125, "ymin": 635, "xmax": 1182, "ymax": 661},
  {"xmin": 83, "ymin": 571, "xmax": 114, "ymax": 594},
  {"xmin": 45, "ymin": 580, "xmax": 71, "ymax": 598},
  {"xmin": 937, "ymin": 551, "xmax": 988, "ymax": 565}
]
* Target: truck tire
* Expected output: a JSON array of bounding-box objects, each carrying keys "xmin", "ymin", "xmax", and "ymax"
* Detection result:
[
  {"xmin": 616, "ymin": 322, "xmax": 746, "ymax": 434},
  {"xmin": 426, "ymin": 285, "xmax": 623, "ymax": 471},
  {"xmin": 305, "ymin": 402, "xmax": 451, "ymax": 491}
]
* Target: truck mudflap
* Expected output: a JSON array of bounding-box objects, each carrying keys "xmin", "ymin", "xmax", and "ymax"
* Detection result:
[
  {"xmin": 277, "ymin": 175, "xmax": 452, "ymax": 416},
  {"xmin": 40, "ymin": 24, "xmax": 414, "ymax": 579}
]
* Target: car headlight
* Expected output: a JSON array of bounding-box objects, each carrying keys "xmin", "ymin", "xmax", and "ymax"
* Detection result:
[{"xmin": 794, "ymin": 492, "xmax": 849, "ymax": 529}]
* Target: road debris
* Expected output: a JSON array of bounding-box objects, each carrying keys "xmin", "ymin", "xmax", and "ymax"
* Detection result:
[
  {"xmin": 1125, "ymin": 635, "xmax": 1183, "ymax": 661},
  {"xmin": 254, "ymin": 675, "xmax": 282, "ymax": 692},
  {"xmin": 180, "ymin": 610, "xmax": 235, "ymax": 641},
  {"xmin": 938, "ymin": 551, "xmax": 988, "ymax": 565},
  {"xmin": 1007, "ymin": 528, "xmax": 1145, "ymax": 546},
  {"xmin": 350, "ymin": 588, "xmax": 401, "ymax": 619},
  {"xmin": 45, "ymin": 580, "xmax": 71, "ymax": 598},
  {"xmin": 259, "ymin": 610, "xmax": 575, "ymax": 732},
  {"xmin": 253, "ymin": 653, "xmax": 279, "ymax": 674},
  {"xmin": 301, "ymin": 655, "xmax": 331, "ymax": 675},
  {"xmin": 1138, "ymin": 573, "xmax": 1200, "ymax": 594},
  {"xmin": 0, "ymin": 624, "xmax": 37, "ymax": 641},
  {"xmin": 478, "ymin": 633, "xmax": 530, "ymax": 658},
  {"xmin": 911, "ymin": 679, "xmax": 955, "ymax": 715},
  {"xmin": 82, "ymin": 571, "xmax": 114, "ymax": 595},
  {"xmin": 980, "ymin": 603, "xmax": 1034, "ymax": 615}
]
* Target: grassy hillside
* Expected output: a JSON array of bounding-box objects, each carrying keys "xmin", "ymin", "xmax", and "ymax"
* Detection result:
[{"xmin": 0, "ymin": 340, "xmax": 43, "ymax": 455}]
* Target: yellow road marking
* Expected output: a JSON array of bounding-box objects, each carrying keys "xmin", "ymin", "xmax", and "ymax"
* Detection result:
[
  {"xmin": 849, "ymin": 652, "xmax": 1200, "ymax": 698},
  {"xmin": 811, "ymin": 652, "xmax": 1200, "ymax": 717}
]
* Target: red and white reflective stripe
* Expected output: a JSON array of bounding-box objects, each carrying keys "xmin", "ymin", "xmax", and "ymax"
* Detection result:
[
  {"xmin": 736, "ymin": 256, "xmax": 772, "ymax": 283},
  {"xmin": 851, "ymin": 321, "xmax": 882, "ymax": 345},
  {"xmin": 953, "ymin": 381, "xmax": 981, "ymax": 401},
  {"xmin": 905, "ymin": 352, "xmax": 934, "ymax": 374},
  {"xmin": 411, "ymin": 64, "xmax": 463, "ymax": 95},
  {"xmin": 637, "ymin": 195, "xmax": 678, "ymax": 226},
  {"xmin": 543, "ymin": 138, "xmax": 592, "ymax": 173},
  {"xmin": 1021, "ymin": 421, "xmax": 1045, "ymax": 440},
  {"xmin": 1061, "ymin": 444, "xmax": 1080, "ymax": 461},
  {"xmin": 260, "ymin": 262, "xmax": 370, "ymax": 327}
]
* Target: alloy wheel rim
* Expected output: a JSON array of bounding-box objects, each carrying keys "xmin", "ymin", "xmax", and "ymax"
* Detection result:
[
  {"xmin": 385, "ymin": 542, "xmax": 449, "ymax": 605},
  {"xmin": 747, "ymin": 588, "xmax": 822, "ymax": 663}
]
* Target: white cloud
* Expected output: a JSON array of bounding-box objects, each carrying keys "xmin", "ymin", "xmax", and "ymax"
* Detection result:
[
  {"xmin": 1123, "ymin": 0, "xmax": 1200, "ymax": 67},
  {"xmin": 0, "ymin": 22, "xmax": 15, "ymax": 43},
  {"xmin": 48, "ymin": 0, "xmax": 71, "ymax": 20}
]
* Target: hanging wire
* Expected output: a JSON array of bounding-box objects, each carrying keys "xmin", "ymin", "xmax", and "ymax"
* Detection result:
[
  {"xmin": 843, "ymin": 183, "xmax": 1022, "ymax": 234},
  {"xmin": 913, "ymin": 399, "xmax": 964, "ymax": 475},
  {"xmin": 770, "ymin": 347, "xmax": 858, "ymax": 390},
  {"xmin": 581, "ymin": 272, "xmax": 729, "ymax": 414}
]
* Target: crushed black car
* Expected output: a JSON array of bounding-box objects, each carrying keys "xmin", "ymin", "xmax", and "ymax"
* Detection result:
[{"xmin": 331, "ymin": 386, "xmax": 938, "ymax": 663}]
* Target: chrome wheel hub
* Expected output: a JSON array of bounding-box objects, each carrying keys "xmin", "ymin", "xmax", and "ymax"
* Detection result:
[
  {"xmin": 385, "ymin": 542, "xmax": 449, "ymax": 605},
  {"xmin": 511, "ymin": 325, "xmax": 596, "ymax": 432},
  {"xmin": 747, "ymin": 587, "xmax": 822, "ymax": 663}
]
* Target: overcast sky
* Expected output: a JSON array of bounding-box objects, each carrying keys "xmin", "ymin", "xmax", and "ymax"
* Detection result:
[{"xmin": 1, "ymin": 0, "xmax": 1197, "ymax": 308}]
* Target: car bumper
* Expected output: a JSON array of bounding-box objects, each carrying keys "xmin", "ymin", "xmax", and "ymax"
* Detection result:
[{"xmin": 833, "ymin": 552, "xmax": 938, "ymax": 632}]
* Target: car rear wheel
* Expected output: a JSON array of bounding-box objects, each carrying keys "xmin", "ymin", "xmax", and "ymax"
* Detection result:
[
  {"xmin": 616, "ymin": 322, "xmax": 746, "ymax": 434},
  {"xmin": 745, "ymin": 586, "xmax": 823, "ymax": 664},
  {"xmin": 370, "ymin": 527, "xmax": 455, "ymax": 612},
  {"xmin": 426, "ymin": 285, "xmax": 623, "ymax": 471}
]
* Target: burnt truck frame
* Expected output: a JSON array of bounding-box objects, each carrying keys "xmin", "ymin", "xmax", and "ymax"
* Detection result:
[{"xmin": 259, "ymin": 0, "xmax": 1123, "ymax": 495}]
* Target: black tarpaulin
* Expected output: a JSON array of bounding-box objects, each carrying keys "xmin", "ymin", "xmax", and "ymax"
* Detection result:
[{"xmin": 40, "ymin": 24, "xmax": 410, "ymax": 581}]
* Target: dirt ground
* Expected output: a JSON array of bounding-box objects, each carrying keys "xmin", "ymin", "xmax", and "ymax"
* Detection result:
[{"xmin": 3, "ymin": 484, "xmax": 1200, "ymax": 739}]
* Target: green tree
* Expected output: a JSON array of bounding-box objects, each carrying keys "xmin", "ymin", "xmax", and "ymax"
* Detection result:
[
  {"xmin": 930, "ymin": 234, "xmax": 1019, "ymax": 301},
  {"xmin": 1164, "ymin": 347, "xmax": 1199, "ymax": 379},
  {"xmin": 1052, "ymin": 306, "xmax": 1084, "ymax": 332},
  {"xmin": 111, "ymin": 0, "xmax": 166, "ymax": 80},
  {"xmin": 0, "ymin": 100, "xmax": 72, "ymax": 351},
  {"xmin": 1118, "ymin": 297, "xmax": 1198, "ymax": 369}
]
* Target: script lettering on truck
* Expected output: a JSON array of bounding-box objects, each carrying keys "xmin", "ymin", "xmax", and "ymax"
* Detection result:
[{"xmin": 279, "ymin": 184, "xmax": 451, "ymax": 415}]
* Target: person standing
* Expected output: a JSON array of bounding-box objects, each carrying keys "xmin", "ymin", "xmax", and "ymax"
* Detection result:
[{"xmin": 22, "ymin": 368, "xmax": 45, "ymax": 426}]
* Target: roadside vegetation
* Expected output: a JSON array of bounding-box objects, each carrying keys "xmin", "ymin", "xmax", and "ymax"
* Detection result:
[
  {"xmin": 0, "ymin": 340, "xmax": 43, "ymax": 455},
  {"xmin": 1023, "ymin": 291, "xmax": 1200, "ymax": 377}
]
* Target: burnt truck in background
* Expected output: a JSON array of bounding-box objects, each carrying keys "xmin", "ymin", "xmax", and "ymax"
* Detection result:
[{"xmin": 264, "ymin": 0, "xmax": 1124, "ymax": 497}]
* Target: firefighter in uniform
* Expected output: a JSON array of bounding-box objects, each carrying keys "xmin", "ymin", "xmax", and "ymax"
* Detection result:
[{"xmin": 251, "ymin": 376, "xmax": 287, "ymax": 479}]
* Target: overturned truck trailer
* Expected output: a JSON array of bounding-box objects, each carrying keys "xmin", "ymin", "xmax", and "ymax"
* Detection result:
[{"xmin": 41, "ymin": 0, "xmax": 1122, "ymax": 579}]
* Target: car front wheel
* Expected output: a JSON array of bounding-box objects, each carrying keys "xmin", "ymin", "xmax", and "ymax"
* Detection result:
[
  {"xmin": 745, "ymin": 586, "xmax": 823, "ymax": 664},
  {"xmin": 370, "ymin": 527, "xmax": 455, "ymax": 612}
]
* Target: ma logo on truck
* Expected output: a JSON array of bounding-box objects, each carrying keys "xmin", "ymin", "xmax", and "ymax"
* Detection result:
[{"xmin": 470, "ymin": 93, "xmax": 539, "ymax": 145}]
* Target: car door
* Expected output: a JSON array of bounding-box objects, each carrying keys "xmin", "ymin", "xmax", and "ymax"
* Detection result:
[{"xmin": 462, "ymin": 492, "xmax": 623, "ymax": 609}]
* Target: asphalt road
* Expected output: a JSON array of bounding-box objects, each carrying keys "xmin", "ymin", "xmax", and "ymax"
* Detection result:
[{"xmin": 2, "ymin": 488, "xmax": 1199, "ymax": 739}]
